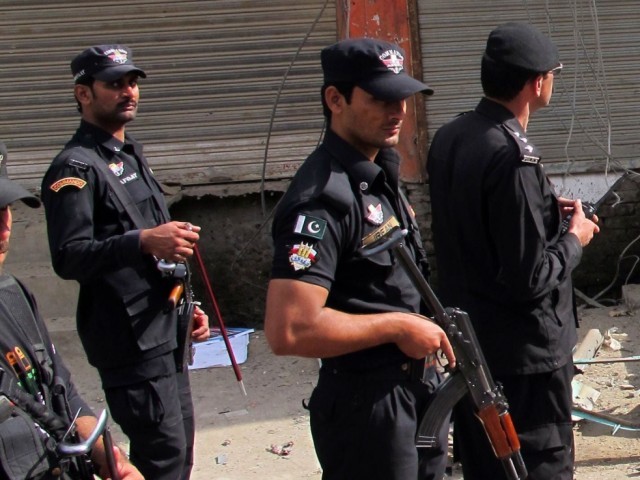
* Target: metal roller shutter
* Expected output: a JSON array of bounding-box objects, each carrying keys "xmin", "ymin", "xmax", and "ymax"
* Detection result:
[
  {"xmin": 0, "ymin": 0, "xmax": 336, "ymax": 191},
  {"xmin": 417, "ymin": 1, "xmax": 639, "ymax": 176}
]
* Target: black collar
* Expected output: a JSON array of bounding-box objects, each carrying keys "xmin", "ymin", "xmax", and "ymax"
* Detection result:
[{"xmin": 322, "ymin": 128, "xmax": 401, "ymax": 193}]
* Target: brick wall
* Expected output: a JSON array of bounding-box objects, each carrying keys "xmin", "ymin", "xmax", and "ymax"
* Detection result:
[{"xmin": 575, "ymin": 173, "xmax": 640, "ymax": 302}]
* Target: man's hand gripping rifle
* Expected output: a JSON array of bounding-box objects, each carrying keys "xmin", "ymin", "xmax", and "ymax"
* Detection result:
[
  {"xmin": 159, "ymin": 259, "xmax": 198, "ymax": 372},
  {"xmin": 361, "ymin": 226, "xmax": 527, "ymax": 480}
]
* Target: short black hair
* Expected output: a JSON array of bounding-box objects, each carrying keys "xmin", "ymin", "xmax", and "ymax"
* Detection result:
[
  {"xmin": 481, "ymin": 55, "xmax": 544, "ymax": 101},
  {"xmin": 321, "ymin": 82, "xmax": 356, "ymax": 123},
  {"xmin": 74, "ymin": 76, "xmax": 96, "ymax": 113}
]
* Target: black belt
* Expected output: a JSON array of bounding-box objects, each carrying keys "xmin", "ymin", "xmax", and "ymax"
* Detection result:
[{"xmin": 320, "ymin": 359, "xmax": 426, "ymax": 382}]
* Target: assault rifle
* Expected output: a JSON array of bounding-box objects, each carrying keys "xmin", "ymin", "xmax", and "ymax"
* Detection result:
[
  {"xmin": 160, "ymin": 259, "xmax": 197, "ymax": 372},
  {"xmin": 362, "ymin": 227, "xmax": 527, "ymax": 480}
]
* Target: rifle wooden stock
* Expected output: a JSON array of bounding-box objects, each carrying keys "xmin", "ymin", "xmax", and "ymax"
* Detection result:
[
  {"xmin": 166, "ymin": 282, "xmax": 184, "ymax": 312},
  {"xmin": 361, "ymin": 227, "xmax": 528, "ymax": 480},
  {"xmin": 477, "ymin": 405, "xmax": 521, "ymax": 459}
]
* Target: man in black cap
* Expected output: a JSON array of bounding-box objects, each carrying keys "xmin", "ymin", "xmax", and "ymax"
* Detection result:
[
  {"xmin": 0, "ymin": 143, "xmax": 143, "ymax": 479},
  {"xmin": 264, "ymin": 37, "xmax": 456, "ymax": 479},
  {"xmin": 41, "ymin": 45, "xmax": 210, "ymax": 480},
  {"xmin": 427, "ymin": 22, "xmax": 600, "ymax": 479}
]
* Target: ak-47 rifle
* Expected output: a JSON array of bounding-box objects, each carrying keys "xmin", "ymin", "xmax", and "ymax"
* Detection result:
[
  {"xmin": 159, "ymin": 259, "xmax": 197, "ymax": 372},
  {"xmin": 362, "ymin": 227, "xmax": 528, "ymax": 480}
]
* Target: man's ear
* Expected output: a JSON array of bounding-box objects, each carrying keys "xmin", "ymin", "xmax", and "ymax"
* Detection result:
[
  {"xmin": 324, "ymin": 85, "xmax": 344, "ymax": 114},
  {"xmin": 74, "ymin": 84, "xmax": 92, "ymax": 105},
  {"xmin": 534, "ymin": 75, "xmax": 544, "ymax": 96}
]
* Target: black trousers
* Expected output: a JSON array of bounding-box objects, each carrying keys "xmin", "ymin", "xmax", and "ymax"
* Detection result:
[
  {"xmin": 453, "ymin": 361, "xmax": 575, "ymax": 480},
  {"xmin": 308, "ymin": 363, "xmax": 449, "ymax": 480},
  {"xmin": 104, "ymin": 368, "xmax": 195, "ymax": 480}
]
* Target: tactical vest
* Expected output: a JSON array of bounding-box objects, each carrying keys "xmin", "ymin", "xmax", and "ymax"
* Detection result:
[{"xmin": 0, "ymin": 275, "xmax": 85, "ymax": 480}]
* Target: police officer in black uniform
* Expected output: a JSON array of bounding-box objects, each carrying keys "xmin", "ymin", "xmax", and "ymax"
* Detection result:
[
  {"xmin": 0, "ymin": 143, "xmax": 142, "ymax": 479},
  {"xmin": 264, "ymin": 38, "xmax": 456, "ymax": 480},
  {"xmin": 41, "ymin": 45, "xmax": 210, "ymax": 480},
  {"xmin": 427, "ymin": 23, "xmax": 600, "ymax": 480}
]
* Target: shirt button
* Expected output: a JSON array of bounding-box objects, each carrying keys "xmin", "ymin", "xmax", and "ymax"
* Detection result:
[{"xmin": 360, "ymin": 182, "xmax": 368, "ymax": 191}]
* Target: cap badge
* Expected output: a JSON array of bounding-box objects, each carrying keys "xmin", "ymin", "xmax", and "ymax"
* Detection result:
[
  {"xmin": 288, "ymin": 242, "xmax": 318, "ymax": 271},
  {"xmin": 366, "ymin": 204, "xmax": 384, "ymax": 225},
  {"xmin": 379, "ymin": 50, "xmax": 404, "ymax": 74},
  {"xmin": 105, "ymin": 48, "xmax": 128, "ymax": 64}
]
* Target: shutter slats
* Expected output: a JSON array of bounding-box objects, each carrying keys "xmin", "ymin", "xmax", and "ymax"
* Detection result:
[
  {"xmin": 0, "ymin": 0, "xmax": 336, "ymax": 189},
  {"xmin": 419, "ymin": 1, "xmax": 636, "ymax": 175}
]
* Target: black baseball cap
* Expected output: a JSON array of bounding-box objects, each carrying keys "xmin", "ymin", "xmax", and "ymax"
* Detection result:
[
  {"xmin": 71, "ymin": 45, "xmax": 147, "ymax": 84},
  {"xmin": 484, "ymin": 22, "xmax": 560, "ymax": 72},
  {"xmin": 0, "ymin": 142, "xmax": 40, "ymax": 209},
  {"xmin": 321, "ymin": 38, "xmax": 433, "ymax": 101}
]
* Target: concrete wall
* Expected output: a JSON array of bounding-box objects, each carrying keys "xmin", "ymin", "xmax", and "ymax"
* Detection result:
[{"xmin": 418, "ymin": 174, "xmax": 640, "ymax": 306}]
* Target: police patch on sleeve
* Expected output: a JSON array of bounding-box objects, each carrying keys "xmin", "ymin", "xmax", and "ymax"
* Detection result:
[
  {"xmin": 289, "ymin": 242, "xmax": 318, "ymax": 271},
  {"xmin": 293, "ymin": 214, "xmax": 327, "ymax": 240},
  {"xmin": 49, "ymin": 177, "xmax": 87, "ymax": 192}
]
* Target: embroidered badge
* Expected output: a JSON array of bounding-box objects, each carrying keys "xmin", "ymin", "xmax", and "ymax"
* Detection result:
[
  {"xmin": 109, "ymin": 161, "xmax": 125, "ymax": 177},
  {"xmin": 49, "ymin": 177, "xmax": 87, "ymax": 192},
  {"xmin": 288, "ymin": 242, "xmax": 318, "ymax": 271},
  {"xmin": 293, "ymin": 214, "xmax": 327, "ymax": 240},
  {"xmin": 105, "ymin": 47, "xmax": 129, "ymax": 64},
  {"xmin": 366, "ymin": 204, "xmax": 384, "ymax": 225},
  {"xmin": 379, "ymin": 49, "xmax": 404, "ymax": 74}
]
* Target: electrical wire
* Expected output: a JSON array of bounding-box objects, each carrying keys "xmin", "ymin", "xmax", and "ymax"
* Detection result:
[
  {"xmin": 259, "ymin": 0, "xmax": 330, "ymax": 218},
  {"xmin": 524, "ymin": 0, "xmax": 640, "ymax": 304}
]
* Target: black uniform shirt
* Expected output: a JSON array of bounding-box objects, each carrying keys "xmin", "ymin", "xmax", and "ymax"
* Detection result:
[
  {"xmin": 428, "ymin": 98, "xmax": 581, "ymax": 375},
  {"xmin": 41, "ymin": 121, "xmax": 176, "ymax": 386},
  {"xmin": 271, "ymin": 129, "xmax": 425, "ymax": 370}
]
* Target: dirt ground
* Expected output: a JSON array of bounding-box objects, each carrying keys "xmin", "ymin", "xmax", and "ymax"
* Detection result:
[{"xmin": 52, "ymin": 303, "xmax": 640, "ymax": 480}]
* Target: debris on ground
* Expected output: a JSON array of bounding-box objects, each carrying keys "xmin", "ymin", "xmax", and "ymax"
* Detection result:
[{"xmin": 268, "ymin": 441, "xmax": 294, "ymax": 456}]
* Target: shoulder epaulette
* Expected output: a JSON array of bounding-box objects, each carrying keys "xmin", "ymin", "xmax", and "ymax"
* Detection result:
[
  {"xmin": 501, "ymin": 123, "xmax": 542, "ymax": 165},
  {"xmin": 66, "ymin": 158, "xmax": 90, "ymax": 171},
  {"xmin": 318, "ymin": 158, "xmax": 352, "ymax": 215}
]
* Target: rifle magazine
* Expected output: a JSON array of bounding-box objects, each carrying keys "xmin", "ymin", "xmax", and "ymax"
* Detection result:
[{"xmin": 416, "ymin": 373, "xmax": 467, "ymax": 448}]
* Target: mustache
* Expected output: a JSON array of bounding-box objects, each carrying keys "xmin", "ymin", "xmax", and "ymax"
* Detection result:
[{"xmin": 117, "ymin": 100, "xmax": 138, "ymax": 109}]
